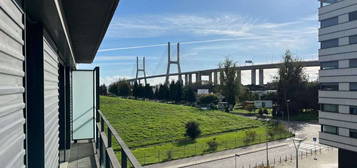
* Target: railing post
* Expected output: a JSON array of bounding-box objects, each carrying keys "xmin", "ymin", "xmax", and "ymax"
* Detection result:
[
  {"xmin": 121, "ymin": 149, "xmax": 128, "ymax": 168},
  {"xmin": 100, "ymin": 116, "xmax": 105, "ymax": 132},
  {"xmin": 108, "ymin": 127, "xmax": 112, "ymax": 147}
]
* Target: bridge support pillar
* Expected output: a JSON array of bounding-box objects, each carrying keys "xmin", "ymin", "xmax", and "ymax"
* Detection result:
[
  {"xmin": 259, "ymin": 69, "xmax": 264, "ymax": 85},
  {"xmin": 208, "ymin": 72, "xmax": 212, "ymax": 84},
  {"xmin": 237, "ymin": 70, "xmax": 241, "ymax": 85},
  {"xmin": 251, "ymin": 69, "xmax": 256, "ymax": 85},
  {"xmin": 184, "ymin": 74, "xmax": 188, "ymax": 85},
  {"xmin": 214, "ymin": 71, "xmax": 218, "ymax": 85},
  {"xmin": 188, "ymin": 74, "xmax": 192, "ymax": 85},
  {"xmin": 196, "ymin": 72, "xmax": 201, "ymax": 85}
]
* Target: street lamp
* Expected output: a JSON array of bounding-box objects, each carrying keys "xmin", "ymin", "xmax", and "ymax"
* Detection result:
[
  {"xmin": 293, "ymin": 137, "xmax": 306, "ymax": 168},
  {"xmin": 234, "ymin": 154, "xmax": 240, "ymax": 168},
  {"xmin": 286, "ymin": 99, "xmax": 291, "ymax": 132}
]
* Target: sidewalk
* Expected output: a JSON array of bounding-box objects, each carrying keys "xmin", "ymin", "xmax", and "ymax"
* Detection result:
[
  {"xmin": 144, "ymin": 138, "xmax": 288, "ymax": 168},
  {"xmin": 275, "ymin": 148, "xmax": 337, "ymax": 168}
]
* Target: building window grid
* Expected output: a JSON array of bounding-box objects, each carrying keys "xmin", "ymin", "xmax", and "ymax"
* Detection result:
[
  {"xmin": 350, "ymin": 129, "xmax": 357, "ymax": 139},
  {"xmin": 320, "ymin": 83, "xmax": 339, "ymax": 91},
  {"xmin": 350, "ymin": 35, "xmax": 357, "ymax": 45}
]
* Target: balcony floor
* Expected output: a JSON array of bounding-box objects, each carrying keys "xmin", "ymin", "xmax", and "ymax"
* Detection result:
[{"xmin": 68, "ymin": 140, "xmax": 97, "ymax": 168}]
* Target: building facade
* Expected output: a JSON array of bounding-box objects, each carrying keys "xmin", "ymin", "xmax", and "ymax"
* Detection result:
[
  {"xmin": 0, "ymin": 0, "xmax": 123, "ymax": 168},
  {"xmin": 318, "ymin": 0, "xmax": 357, "ymax": 167}
]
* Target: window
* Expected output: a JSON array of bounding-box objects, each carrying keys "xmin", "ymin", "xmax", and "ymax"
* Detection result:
[
  {"xmin": 350, "ymin": 106, "xmax": 357, "ymax": 115},
  {"xmin": 350, "ymin": 83, "xmax": 357, "ymax": 91},
  {"xmin": 350, "ymin": 59, "xmax": 357, "ymax": 68},
  {"xmin": 321, "ymin": 104, "xmax": 338, "ymax": 112},
  {"xmin": 321, "ymin": 39, "xmax": 339, "ymax": 49},
  {"xmin": 321, "ymin": 61, "xmax": 338, "ymax": 70},
  {"xmin": 350, "ymin": 35, "xmax": 357, "ymax": 44},
  {"xmin": 320, "ymin": 0, "xmax": 338, "ymax": 7},
  {"xmin": 322, "ymin": 125, "xmax": 338, "ymax": 135},
  {"xmin": 350, "ymin": 129, "xmax": 357, "ymax": 139},
  {"xmin": 350, "ymin": 11, "xmax": 357, "ymax": 21},
  {"xmin": 321, "ymin": 17, "xmax": 338, "ymax": 28},
  {"xmin": 320, "ymin": 83, "xmax": 339, "ymax": 91}
]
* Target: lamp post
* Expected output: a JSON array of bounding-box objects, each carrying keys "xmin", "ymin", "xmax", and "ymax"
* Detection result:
[
  {"xmin": 234, "ymin": 154, "xmax": 240, "ymax": 168},
  {"xmin": 293, "ymin": 137, "xmax": 306, "ymax": 168},
  {"xmin": 286, "ymin": 99, "xmax": 291, "ymax": 132}
]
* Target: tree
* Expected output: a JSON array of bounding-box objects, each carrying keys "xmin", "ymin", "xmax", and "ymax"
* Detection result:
[
  {"xmin": 132, "ymin": 82, "xmax": 139, "ymax": 98},
  {"xmin": 219, "ymin": 58, "xmax": 241, "ymax": 108},
  {"xmin": 117, "ymin": 80, "xmax": 131, "ymax": 96},
  {"xmin": 175, "ymin": 81, "xmax": 183, "ymax": 102},
  {"xmin": 169, "ymin": 80, "xmax": 177, "ymax": 101},
  {"xmin": 183, "ymin": 86, "xmax": 196, "ymax": 103},
  {"xmin": 99, "ymin": 84, "xmax": 108, "ymax": 95},
  {"xmin": 144, "ymin": 84, "xmax": 154, "ymax": 99},
  {"xmin": 276, "ymin": 50, "xmax": 307, "ymax": 116},
  {"xmin": 184, "ymin": 121, "xmax": 201, "ymax": 140}
]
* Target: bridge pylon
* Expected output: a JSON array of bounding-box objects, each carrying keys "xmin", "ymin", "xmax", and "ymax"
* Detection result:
[
  {"xmin": 136, "ymin": 56, "xmax": 147, "ymax": 85},
  {"xmin": 165, "ymin": 42, "xmax": 182, "ymax": 84}
]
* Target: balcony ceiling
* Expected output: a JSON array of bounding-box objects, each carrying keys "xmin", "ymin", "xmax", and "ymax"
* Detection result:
[{"xmin": 25, "ymin": 0, "xmax": 120, "ymax": 65}]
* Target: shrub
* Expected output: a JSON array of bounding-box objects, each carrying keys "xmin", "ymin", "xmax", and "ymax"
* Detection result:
[
  {"xmin": 184, "ymin": 121, "xmax": 202, "ymax": 140},
  {"xmin": 198, "ymin": 94, "xmax": 218, "ymax": 106},
  {"xmin": 263, "ymin": 108, "xmax": 269, "ymax": 114},
  {"xmin": 243, "ymin": 103, "xmax": 255, "ymax": 112},
  {"xmin": 243, "ymin": 130, "xmax": 257, "ymax": 145},
  {"xmin": 166, "ymin": 150, "xmax": 173, "ymax": 161},
  {"xmin": 258, "ymin": 108, "xmax": 264, "ymax": 116},
  {"xmin": 206, "ymin": 138, "xmax": 218, "ymax": 152}
]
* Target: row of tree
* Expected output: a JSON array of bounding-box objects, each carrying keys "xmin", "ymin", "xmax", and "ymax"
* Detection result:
[{"xmin": 106, "ymin": 80, "xmax": 197, "ymax": 103}]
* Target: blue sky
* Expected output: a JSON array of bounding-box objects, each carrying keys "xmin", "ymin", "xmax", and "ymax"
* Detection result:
[{"xmin": 79, "ymin": 0, "xmax": 320, "ymax": 85}]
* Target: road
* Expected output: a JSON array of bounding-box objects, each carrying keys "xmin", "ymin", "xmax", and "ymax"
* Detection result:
[{"xmin": 146, "ymin": 122, "xmax": 328, "ymax": 168}]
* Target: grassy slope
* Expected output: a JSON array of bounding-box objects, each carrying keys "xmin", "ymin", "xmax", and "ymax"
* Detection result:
[{"xmin": 100, "ymin": 96, "xmax": 263, "ymax": 147}]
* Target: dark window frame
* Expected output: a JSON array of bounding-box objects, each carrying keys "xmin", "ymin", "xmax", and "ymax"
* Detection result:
[
  {"xmin": 320, "ymin": 104, "xmax": 339, "ymax": 113},
  {"xmin": 322, "ymin": 125, "xmax": 338, "ymax": 135},
  {"xmin": 350, "ymin": 59, "xmax": 357, "ymax": 68},
  {"xmin": 321, "ymin": 16, "xmax": 339, "ymax": 28},
  {"xmin": 350, "ymin": 83, "xmax": 357, "ymax": 91},
  {"xmin": 321, "ymin": 38, "xmax": 339, "ymax": 49},
  {"xmin": 321, "ymin": 61, "xmax": 339, "ymax": 70},
  {"xmin": 350, "ymin": 106, "xmax": 357, "ymax": 115},
  {"xmin": 320, "ymin": 83, "xmax": 339, "ymax": 91},
  {"xmin": 349, "ymin": 11, "xmax": 357, "ymax": 22},
  {"xmin": 350, "ymin": 35, "xmax": 357, "ymax": 45}
]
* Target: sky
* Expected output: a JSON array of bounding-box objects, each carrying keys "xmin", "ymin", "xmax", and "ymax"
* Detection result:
[{"xmin": 79, "ymin": 0, "xmax": 321, "ymax": 85}]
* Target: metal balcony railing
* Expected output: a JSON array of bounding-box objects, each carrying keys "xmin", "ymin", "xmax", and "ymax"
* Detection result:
[{"xmin": 96, "ymin": 110, "xmax": 142, "ymax": 168}]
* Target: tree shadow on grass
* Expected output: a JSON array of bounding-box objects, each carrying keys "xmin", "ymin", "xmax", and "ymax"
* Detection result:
[{"xmin": 175, "ymin": 139, "xmax": 196, "ymax": 147}]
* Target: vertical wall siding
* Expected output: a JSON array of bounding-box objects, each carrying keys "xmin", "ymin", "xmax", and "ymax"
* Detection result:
[
  {"xmin": 43, "ymin": 38, "xmax": 59, "ymax": 168},
  {"xmin": 0, "ymin": 0, "xmax": 25, "ymax": 168}
]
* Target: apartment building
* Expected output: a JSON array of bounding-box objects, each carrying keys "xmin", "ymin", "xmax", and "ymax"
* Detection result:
[{"xmin": 318, "ymin": 0, "xmax": 357, "ymax": 167}]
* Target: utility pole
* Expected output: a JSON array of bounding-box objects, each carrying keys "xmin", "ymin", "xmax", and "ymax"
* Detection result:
[
  {"xmin": 136, "ymin": 56, "xmax": 147, "ymax": 85},
  {"xmin": 165, "ymin": 42, "xmax": 182, "ymax": 84}
]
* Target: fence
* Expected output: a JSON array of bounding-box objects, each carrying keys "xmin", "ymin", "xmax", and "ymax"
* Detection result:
[{"xmin": 135, "ymin": 133, "xmax": 291, "ymax": 165}]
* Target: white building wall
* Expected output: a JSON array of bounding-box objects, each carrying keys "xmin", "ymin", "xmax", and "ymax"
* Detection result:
[{"xmin": 319, "ymin": 0, "xmax": 357, "ymax": 153}]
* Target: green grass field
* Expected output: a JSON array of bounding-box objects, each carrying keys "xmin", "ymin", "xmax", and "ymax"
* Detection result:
[
  {"xmin": 100, "ymin": 96, "xmax": 292, "ymax": 165},
  {"xmin": 101, "ymin": 96, "xmax": 263, "ymax": 147}
]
